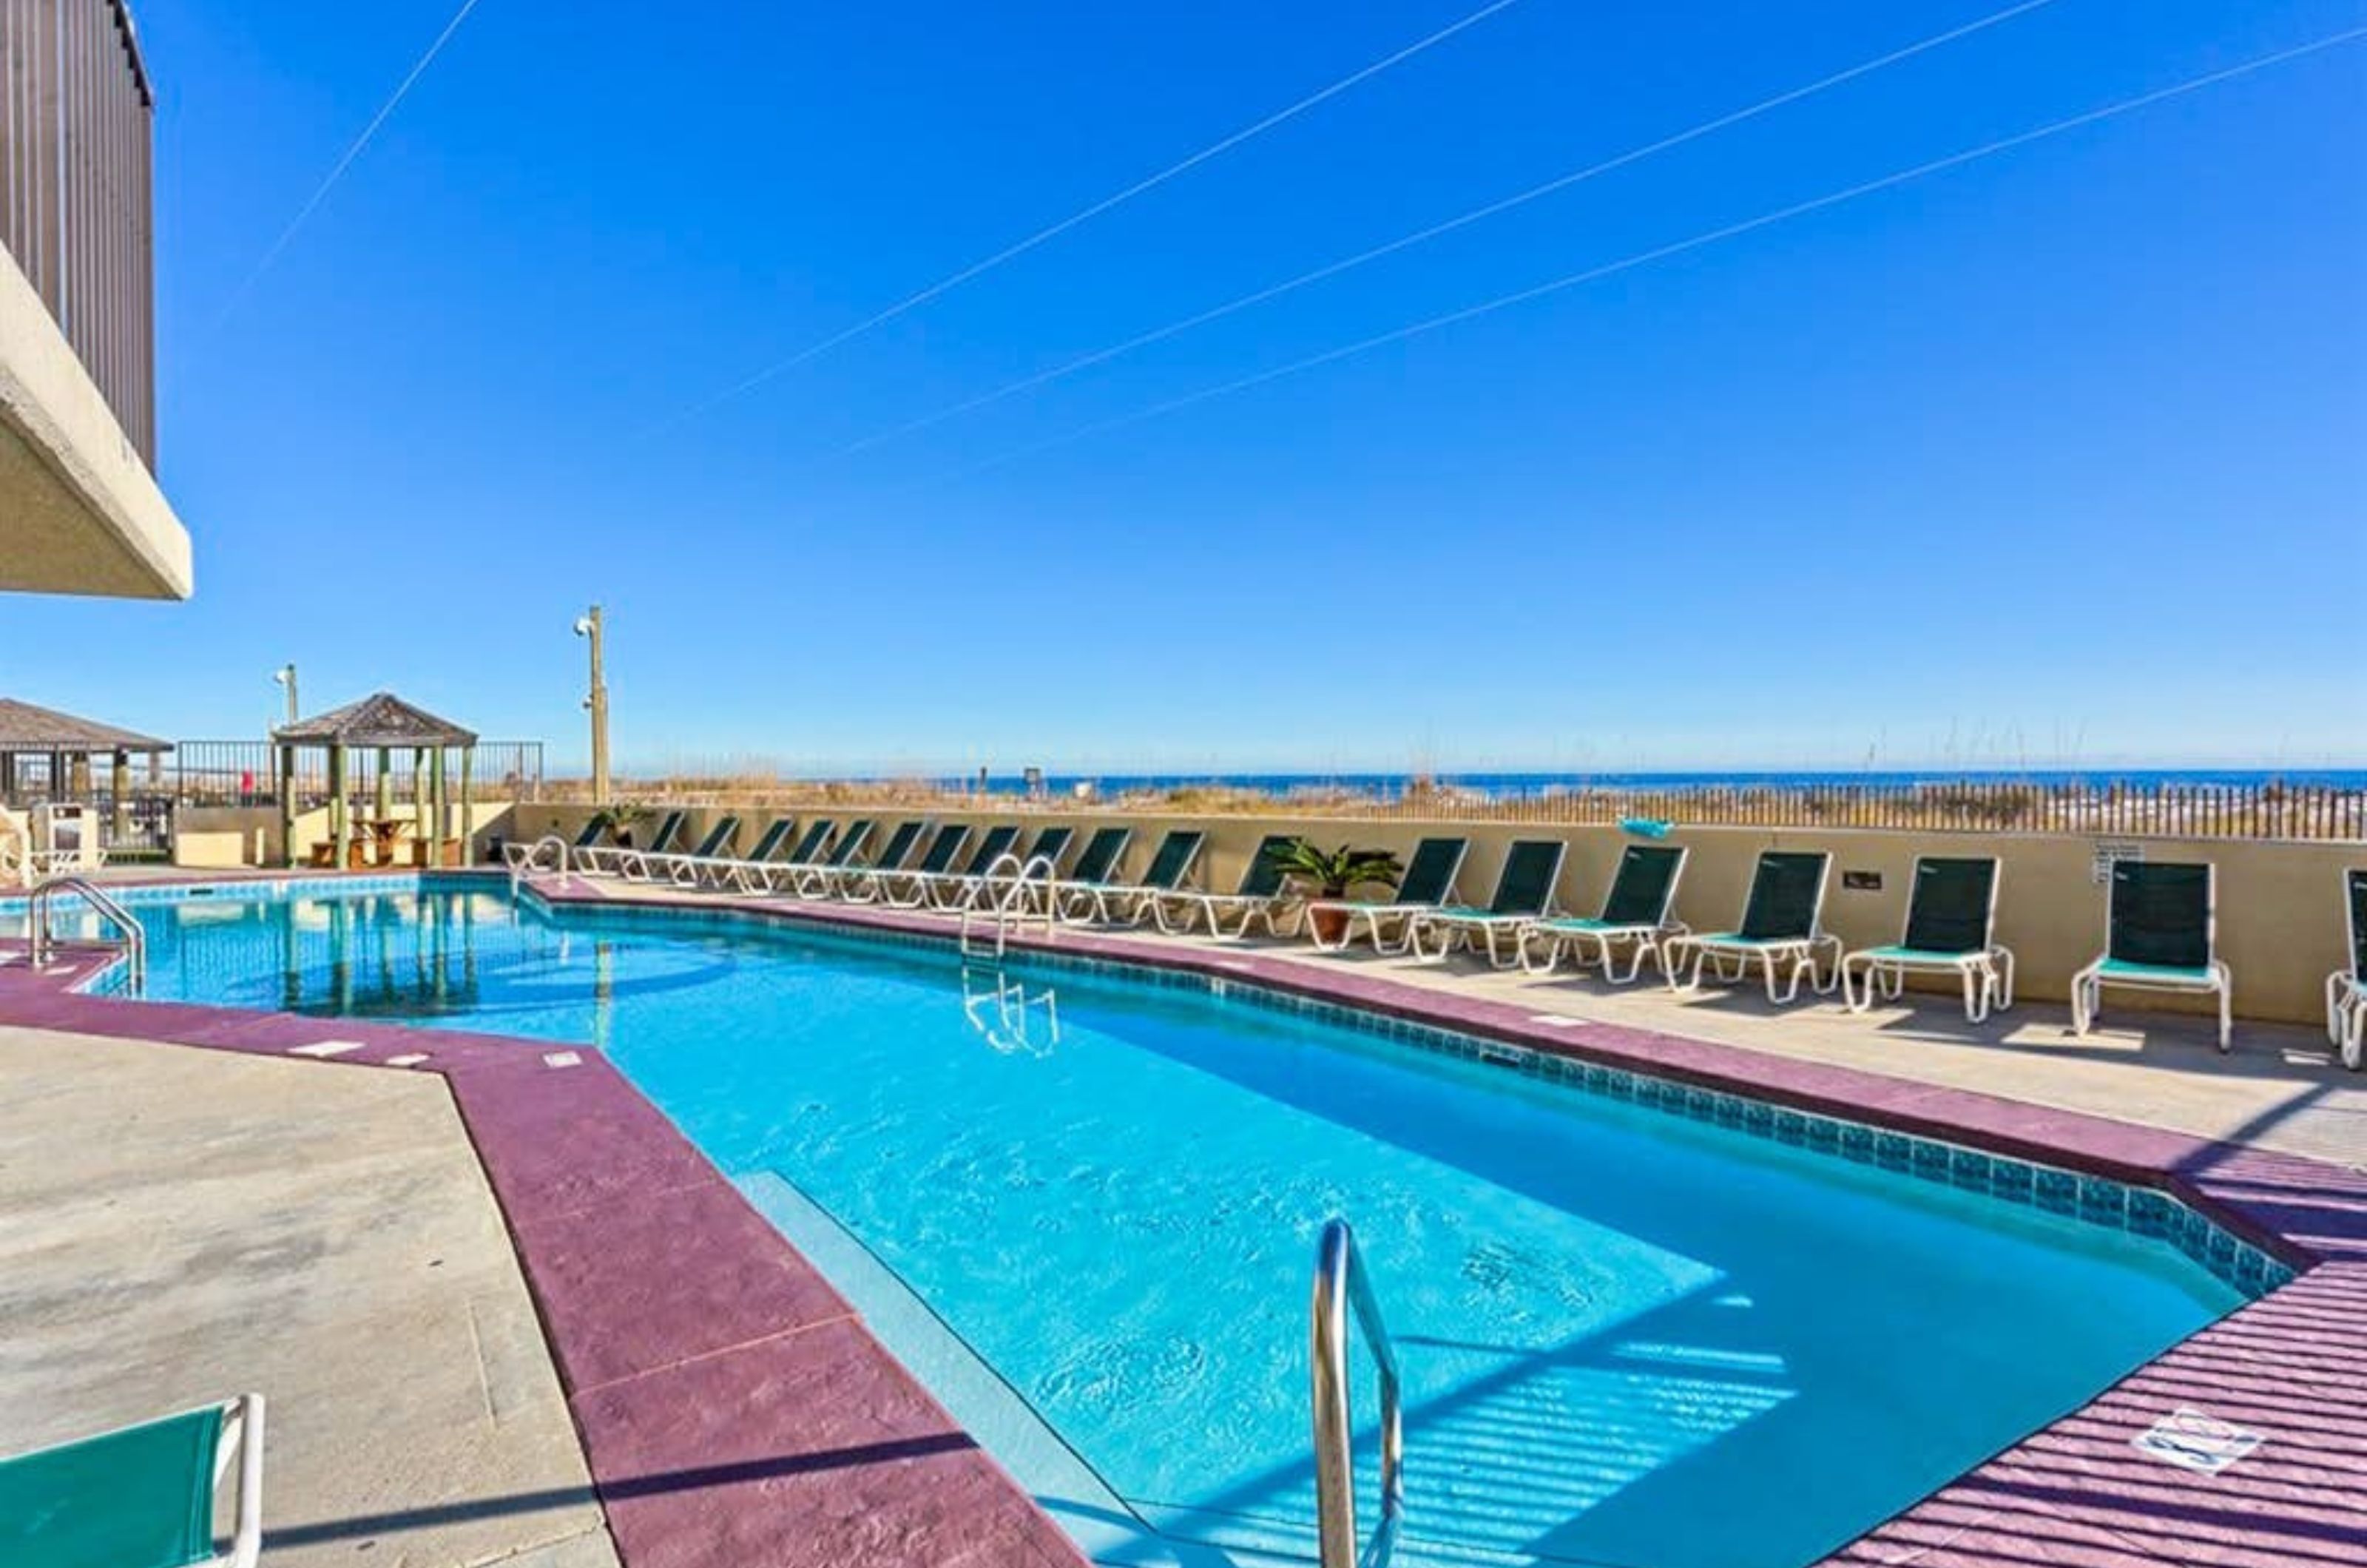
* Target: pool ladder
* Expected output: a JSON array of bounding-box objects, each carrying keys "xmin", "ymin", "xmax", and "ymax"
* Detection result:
[
  {"xmin": 1311, "ymin": 1218, "xmax": 1404, "ymax": 1568},
  {"xmin": 506, "ymin": 833, "xmax": 572, "ymax": 895},
  {"xmin": 957, "ymin": 852, "xmax": 1058, "ymax": 959},
  {"xmin": 24, "ymin": 874, "xmax": 145, "ymax": 993}
]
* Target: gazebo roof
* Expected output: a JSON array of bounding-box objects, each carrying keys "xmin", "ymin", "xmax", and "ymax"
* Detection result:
[
  {"xmin": 274, "ymin": 692, "xmax": 478, "ymax": 748},
  {"xmin": 0, "ymin": 697, "xmax": 172, "ymax": 755}
]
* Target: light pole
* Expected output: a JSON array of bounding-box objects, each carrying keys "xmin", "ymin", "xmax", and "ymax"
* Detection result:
[
  {"xmin": 574, "ymin": 606, "xmax": 610, "ymax": 807},
  {"xmin": 273, "ymin": 663, "xmax": 298, "ymax": 726}
]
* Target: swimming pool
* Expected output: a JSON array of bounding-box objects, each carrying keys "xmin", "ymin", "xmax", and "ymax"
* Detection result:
[{"xmin": 53, "ymin": 879, "xmax": 2261, "ymax": 1567}]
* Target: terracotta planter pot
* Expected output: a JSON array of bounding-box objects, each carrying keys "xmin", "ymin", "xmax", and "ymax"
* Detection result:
[{"xmin": 1308, "ymin": 905, "xmax": 1352, "ymax": 945}]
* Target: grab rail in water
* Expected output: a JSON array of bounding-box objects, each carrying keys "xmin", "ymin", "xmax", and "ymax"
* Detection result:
[
  {"xmin": 1311, "ymin": 1217, "xmax": 1404, "ymax": 1568},
  {"xmin": 25, "ymin": 874, "xmax": 145, "ymax": 993}
]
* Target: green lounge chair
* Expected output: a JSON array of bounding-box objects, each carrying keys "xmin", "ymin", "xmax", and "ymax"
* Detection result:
[
  {"xmin": 835, "ymin": 820, "xmax": 932, "ymax": 902},
  {"xmin": 1150, "ymin": 834, "xmax": 1303, "ymax": 938},
  {"xmin": 570, "ymin": 816, "xmax": 612, "ymax": 851},
  {"xmin": 789, "ymin": 819, "xmax": 877, "ymax": 898},
  {"xmin": 1021, "ymin": 825, "xmax": 1076, "ymax": 875},
  {"xmin": 1517, "ymin": 843, "xmax": 1689, "ymax": 984},
  {"xmin": 1027, "ymin": 825, "xmax": 1132, "ymax": 916},
  {"xmin": 922, "ymin": 825, "xmax": 1027, "ymax": 910},
  {"xmin": 877, "ymin": 823, "xmax": 975, "ymax": 908},
  {"xmin": 615, "ymin": 810, "xmax": 689, "ymax": 881},
  {"xmin": 706, "ymin": 817, "xmax": 796, "ymax": 893},
  {"xmin": 726, "ymin": 818, "xmax": 829, "ymax": 894},
  {"xmin": 2329, "ymin": 867, "xmax": 2366, "ymax": 1070},
  {"xmin": 1664, "ymin": 849, "xmax": 1838, "ymax": 1003},
  {"xmin": 2073, "ymin": 860, "xmax": 2232, "ymax": 1050},
  {"xmin": 660, "ymin": 816, "xmax": 741, "ymax": 886},
  {"xmin": 1065, "ymin": 829, "xmax": 1206, "ymax": 925},
  {"xmin": 1840, "ymin": 856, "xmax": 2014, "ymax": 1022},
  {"xmin": 1408, "ymin": 839, "xmax": 1567, "ymax": 967},
  {"xmin": 0, "ymin": 1393, "xmax": 263, "ymax": 1568},
  {"xmin": 1304, "ymin": 837, "xmax": 1469, "ymax": 954}
]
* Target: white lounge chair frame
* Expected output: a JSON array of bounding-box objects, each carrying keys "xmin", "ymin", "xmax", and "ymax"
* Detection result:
[
  {"xmin": 1061, "ymin": 831, "xmax": 1206, "ymax": 926},
  {"xmin": 1516, "ymin": 846, "xmax": 1691, "ymax": 984},
  {"xmin": 2329, "ymin": 868, "xmax": 2366, "ymax": 1071},
  {"xmin": 1839, "ymin": 857, "xmax": 2016, "ymax": 1023},
  {"xmin": 2070, "ymin": 862, "xmax": 2232, "ymax": 1052},
  {"xmin": 1149, "ymin": 835, "xmax": 1306, "ymax": 939},
  {"xmin": 1664, "ymin": 852, "xmax": 1840, "ymax": 1004},
  {"xmin": 1304, "ymin": 839, "xmax": 1470, "ymax": 956},
  {"xmin": 1407, "ymin": 841, "xmax": 1568, "ymax": 967}
]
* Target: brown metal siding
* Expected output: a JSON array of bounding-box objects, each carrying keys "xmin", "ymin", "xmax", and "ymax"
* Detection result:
[{"xmin": 0, "ymin": 0, "xmax": 152, "ymax": 465}]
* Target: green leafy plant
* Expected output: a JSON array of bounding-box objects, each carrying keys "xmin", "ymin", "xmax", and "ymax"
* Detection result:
[{"xmin": 1262, "ymin": 837, "xmax": 1403, "ymax": 899}]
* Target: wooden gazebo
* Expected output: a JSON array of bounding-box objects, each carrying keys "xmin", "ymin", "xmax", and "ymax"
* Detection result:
[
  {"xmin": 0, "ymin": 697, "xmax": 172, "ymax": 840},
  {"xmin": 273, "ymin": 692, "xmax": 478, "ymax": 869}
]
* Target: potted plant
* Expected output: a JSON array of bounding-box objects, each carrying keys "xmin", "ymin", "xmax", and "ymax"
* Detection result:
[{"xmin": 1263, "ymin": 837, "xmax": 1403, "ymax": 945}]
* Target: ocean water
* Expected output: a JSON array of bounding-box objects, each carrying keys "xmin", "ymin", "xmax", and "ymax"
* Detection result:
[{"xmin": 78, "ymin": 884, "xmax": 2241, "ymax": 1567}]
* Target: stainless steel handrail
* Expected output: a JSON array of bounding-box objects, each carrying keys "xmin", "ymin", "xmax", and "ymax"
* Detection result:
[
  {"xmin": 504, "ymin": 833, "xmax": 571, "ymax": 893},
  {"xmin": 27, "ymin": 875, "xmax": 146, "ymax": 992},
  {"xmin": 1311, "ymin": 1218, "xmax": 1404, "ymax": 1568},
  {"xmin": 958, "ymin": 853, "xmax": 1058, "ymax": 959}
]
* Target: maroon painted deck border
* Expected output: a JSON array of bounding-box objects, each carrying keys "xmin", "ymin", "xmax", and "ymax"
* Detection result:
[{"xmin": 7, "ymin": 871, "xmax": 2362, "ymax": 1568}]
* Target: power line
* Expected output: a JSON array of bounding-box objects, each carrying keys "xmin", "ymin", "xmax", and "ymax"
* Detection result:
[
  {"xmin": 933, "ymin": 24, "xmax": 2367, "ymax": 483},
  {"xmin": 201, "ymin": 0, "xmax": 487, "ymax": 339},
  {"xmin": 639, "ymin": 0, "xmax": 1532, "ymax": 436},
  {"xmin": 845, "ymin": 0, "xmax": 2064, "ymax": 454}
]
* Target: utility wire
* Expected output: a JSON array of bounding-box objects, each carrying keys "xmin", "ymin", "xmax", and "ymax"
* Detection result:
[
  {"xmin": 845, "ymin": 0, "xmax": 2064, "ymax": 454},
  {"xmin": 201, "ymin": 0, "xmax": 487, "ymax": 339},
  {"xmin": 641, "ymin": 0, "xmax": 1532, "ymax": 435},
  {"xmin": 934, "ymin": 24, "xmax": 2367, "ymax": 482}
]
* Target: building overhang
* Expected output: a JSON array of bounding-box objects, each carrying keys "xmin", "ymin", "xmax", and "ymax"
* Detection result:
[{"xmin": 0, "ymin": 246, "xmax": 189, "ymax": 600}]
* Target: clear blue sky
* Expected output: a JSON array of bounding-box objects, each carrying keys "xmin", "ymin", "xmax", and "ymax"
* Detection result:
[{"xmin": 7, "ymin": 0, "xmax": 2361, "ymax": 775}]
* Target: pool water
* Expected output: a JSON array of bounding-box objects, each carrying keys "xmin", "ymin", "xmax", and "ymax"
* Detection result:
[{"xmin": 72, "ymin": 883, "xmax": 2241, "ymax": 1567}]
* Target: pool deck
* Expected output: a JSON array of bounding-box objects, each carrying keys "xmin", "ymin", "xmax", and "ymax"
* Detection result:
[{"xmin": 4, "ymin": 867, "xmax": 2363, "ymax": 1568}]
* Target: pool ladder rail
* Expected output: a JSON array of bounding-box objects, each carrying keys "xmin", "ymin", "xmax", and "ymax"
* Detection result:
[
  {"xmin": 1312, "ymin": 1217, "xmax": 1405, "ymax": 1568},
  {"xmin": 23, "ymin": 874, "xmax": 146, "ymax": 993},
  {"xmin": 957, "ymin": 852, "xmax": 1058, "ymax": 959},
  {"xmin": 506, "ymin": 833, "xmax": 573, "ymax": 894},
  {"xmin": 959, "ymin": 967, "xmax": 1061, "ymax": 1055}
]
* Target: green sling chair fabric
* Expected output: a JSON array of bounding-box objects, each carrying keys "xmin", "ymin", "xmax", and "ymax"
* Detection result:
[
  {"xmin": 1138, "ymin": 831, "xmax": 1204, "ymax": 891},
  {"xmin": 1738, "ymin": 852, "xmax": 1829, "ymax": 942},
  {"xmin": 1601, "ymin": 845, "xmax": 1684, "ymax": 927},
  {"xmin": 823, "ymin": 820, "xmax": 876, "ymax": 868},
  {"xmin": 1, "ymin": 1405, "xmax": 223, "ymax": 1568},
  {"xmin": 1237, "ymin": 836, "xmax": 1299, "ymax": 898},
  {"xmin": 866, "ymin": 821, "xmax": 927, "ymax": 872},
  {"xmin": 1394, "ymin": 839, "xmax": 1468, "ymax": 908},
  {"xmin": 2108, "ymin": 862, "xmax": 2212, "ymax": 971},
  {"xmin": 911, "ymin": 824, "xmax": 971, "ymax": 876},
  {"xmin": 783, "ymin": 820, "xmax": 834, "ymax": 865},
  {"xmin": 959, "ymin": 826, "xmax": 1022, "ymax": 877},
  {"xmin": 1066, "ymin": 828, "xmax": 1130, "ymax": 885},
  {"xmin": 743, "ymin": 818, "xmax": 797, "ymax": 863},
  {"xmin": 688, "ymin": 817, "xmax": 740, "ymax": 859},
  {"xmin": 1024, "ymin": 825, "xmax": 1075, "ymax": 869},
  {"xmin": 2346, "ymin": 868, "xmax": 2367, "ymax": 983},
  {"xmin": 1900, "ymin": 858, "xmax": 1998, "ymax": 956},
  {"xmin": 1484, "ymin": 840, "xmax": 1563, "ymax": 916}
]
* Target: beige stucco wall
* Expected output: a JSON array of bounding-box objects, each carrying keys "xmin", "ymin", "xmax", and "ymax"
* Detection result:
[
  {"xmin": 509, "ymin": 802, "xmax": 2360, "ymax": 1027},
  {"xmin": 176, "ymin": 802, "xmax": 519, "ymax": 868},
  {"xmin": 0, "ymin": 244, "xmax": 189, "ymax": 598}
]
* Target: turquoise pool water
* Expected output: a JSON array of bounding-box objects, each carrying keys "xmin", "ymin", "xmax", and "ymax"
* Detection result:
[{"xmin": 64, "ymin": 881, "xmax": 2242, "ymax": 1567}]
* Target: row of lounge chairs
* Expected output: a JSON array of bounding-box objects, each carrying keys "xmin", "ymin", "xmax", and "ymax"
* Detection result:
[{"xmin": 551, "ymin": 816, "xmax": 2365, "ymax": 1056}]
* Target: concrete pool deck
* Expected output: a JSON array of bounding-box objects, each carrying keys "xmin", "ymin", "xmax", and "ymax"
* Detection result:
[{"xmin": 4, "ymin": 868, "xmax": 2362, "ymax": 1568}]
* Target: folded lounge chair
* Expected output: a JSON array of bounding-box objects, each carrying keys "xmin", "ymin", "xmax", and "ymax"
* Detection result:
[
  {"xmin": 919, "ymin": 825, "xmax": 1025, "ymax": 910},
  {"xmin": 1063, "ymin": 829, "xmax": 1205, "ymax": 925},
  {"xmin": 1031, "ymin": 825, "xmax": 1132, "ymax": 916},
  {"xmin": 788, "ymin": 819, "xmax": 877, "ymax": 899},
  {"xmin": 869, "ymin": 823, "xmax": 972, "ymax": 907},
  {"xmin": 2073, "ymin": 860, "xmax": 2232, "ymax": 1052},
  {"xmin": 2330, "ymin": 867, "xmax": 2366, "ymax": 1070},
  {"xmin": 614, "ymin": 811, "xmax": 689, "ymax": 880},
  {"xmin": 724, "ymin": 818, "xmax": 831, "ymax": 894},
  {"xmin": 1150, "ymin": 834, "xmax": 1303, "ymax": 938},
  {"xmin": 1408, "ymin": 839, "xmax": 1567, "ymax": 967},
  {"xmin": 1664, "ymin": 850, "xmax": 1838, "ymax": 1003},
  {"xmin": 1516, "ymin": 843, "xmax": 1689, "ymax": 984},
  {"xmin": 1304, "ymin": 837, "xmax": 1469, "ymax": 955},
  {"xmin": 834, "ymin": 820, "xmax": 931, "ymax": 902},
  {"xmin": 0, "ymin": 1393, "xmax": 264, "ymax": 1568},
  {"xmin": 1840, "ymin": 856, "xmax": 2015, "ymax": 1022},
  {"xmin": 661, "ymin": 815, "xmax": 741, "ymax": 885}
]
